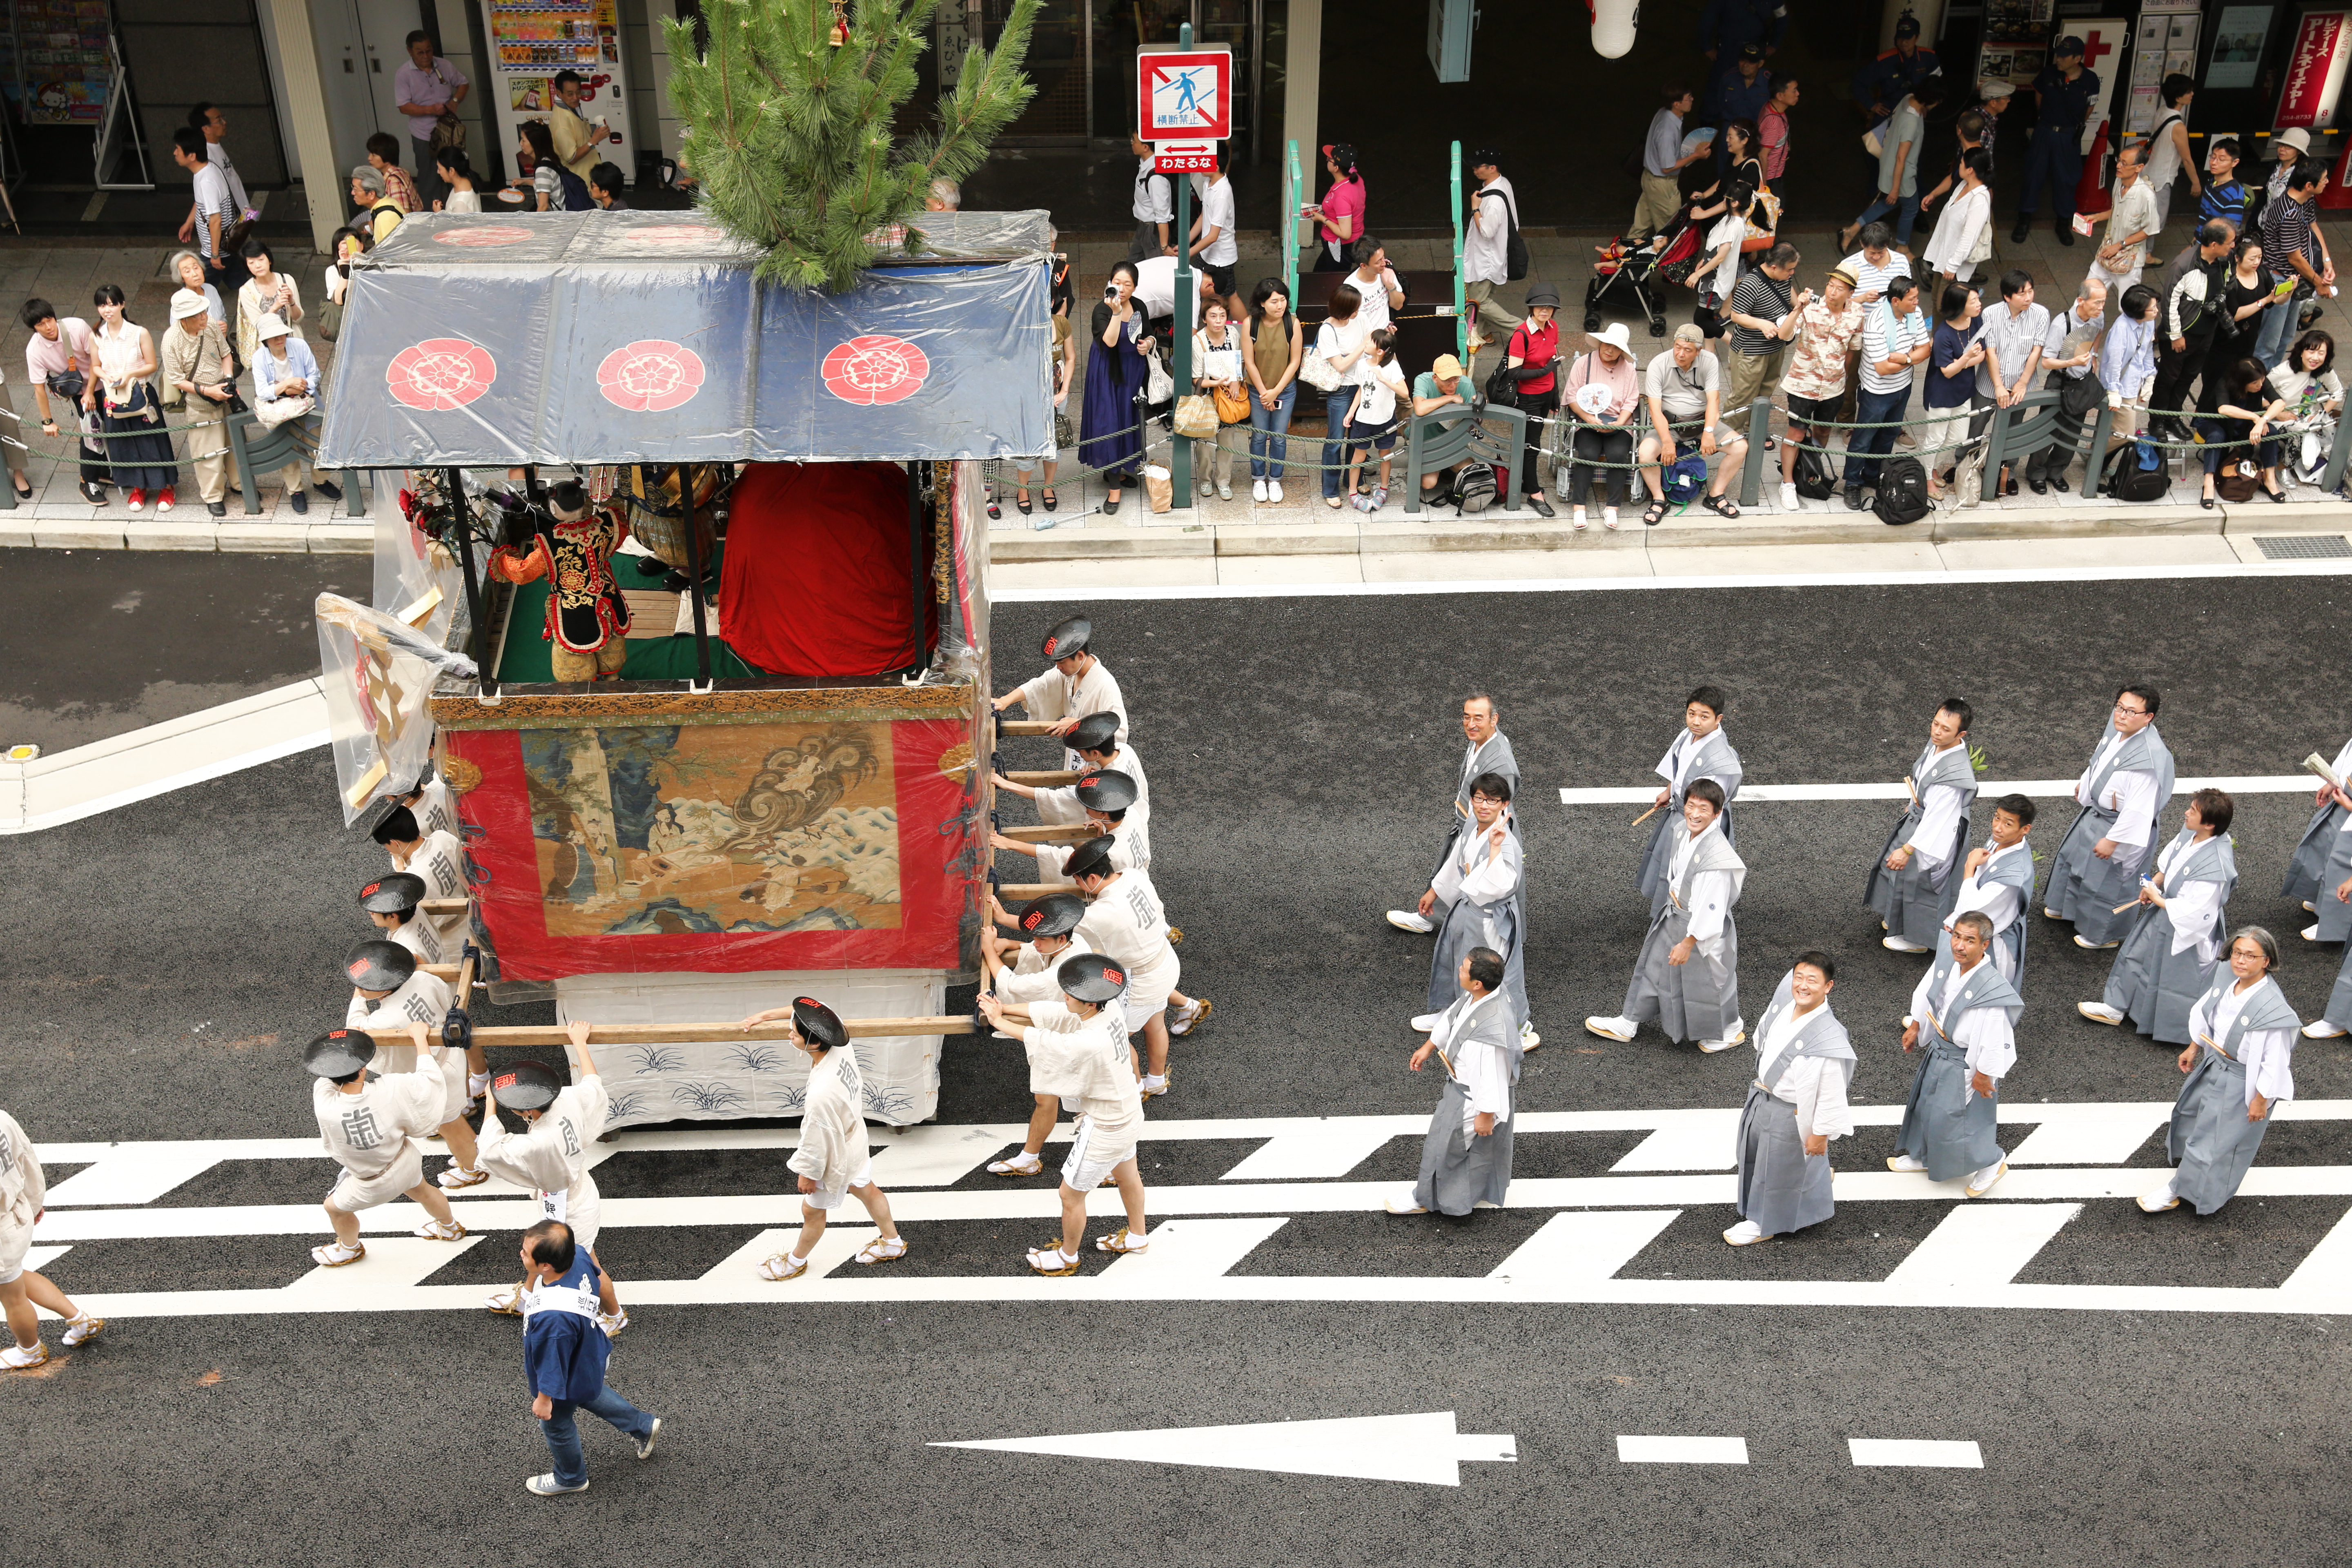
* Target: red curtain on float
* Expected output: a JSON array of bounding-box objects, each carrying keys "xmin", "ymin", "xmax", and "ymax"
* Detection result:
[{"xmin": 719, "ymin": 461, "xmax": 940, "ymax": 678}]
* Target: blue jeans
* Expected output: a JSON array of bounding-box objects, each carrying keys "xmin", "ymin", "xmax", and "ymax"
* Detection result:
[
  {"xmin": 2018, "ymin": 125, "xmax": 2085, "ymax": 225},
  {"xmin": 1852, "ymin": 192, "xmax": 1922, "ymax": 247},
  {"xmin": 1846, "ymin": 385, "xmax": 1911, "ymax": 488},
  {"xmin": 2253, "ymin": 279, "xmax": 2302, "ymax": 368},
  {"xmin": 539, "ymin": 1382, "xmax": 656, "ymax": 1487},
  {"xmin": 1320, "ymin": 389, "xmax": 1354, "ymax": 498},
  {"xmin": 1250, "ymin": 382, "xmax": 1297, "ymax": 478}
]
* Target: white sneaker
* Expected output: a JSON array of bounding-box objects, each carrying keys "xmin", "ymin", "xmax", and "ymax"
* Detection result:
[
  {"xmin": 2303, "ymin": 1020, "xmax": 2350, "ymax": 1039},
  {"xmin": 1519, "ymin": 1018, "xmax": 1542, "ymax": 1050},
  {"xmin": 2078, "ymin": 1002, "xmax": 2127, "ymax": 1025},
  {"xmin": 1252, "ymin": 478, "xmax": 1268, "ymax": 502},
  {"xmin": 1410, "ymin": 1012, "xmax": 1443, "ymax": 1031},
  {"xmin": 1384, "ymin": 1194, "xmax": 1429, "ymax": 1214},
  {"xmin": 1779, "ymin": 481, "xmax": 1798, "ymax": 510},
  {"xmin": 1886, "ymin": 1153, "xmax": 1928, "ymax": 1173},
  {"xmin": 526, "ymin": 1474, "xmax": 590, "ymax": 1496},
  {"xmin": 1584, "ymin": 1015, "xmax": 1637, "ymax": 1042},
  {"xmin": 1964, "ymin": 1159, "xmax": 2008, "ymax": 1198},
  {"xmin": 1386, "ymin": 909, "xmax": 1435, "ymax": 933},
  {"xmin": 1723, "ymin": 1219, "xmax": 1767, "ymax": 1246},
  {"xmin": 1199, "ymin": 479, "xmax": 1214, "ymax": 497},
  {"xmin": 1216, "ymin": 481, "xmax": 1233, "ymax": 501},
  {"xmin": 1882, "ymin": 936, "xmax": 1929, "ymax": 953},
  {"xmin": 1269, "ymin": 480, "xmax": 1285, "ymax": 503}
]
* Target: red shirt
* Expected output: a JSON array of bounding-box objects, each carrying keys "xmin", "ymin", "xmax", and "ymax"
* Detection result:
[{"xmin": 1510, "ymin": 320, "xmax": 1560, "ymax": 396}]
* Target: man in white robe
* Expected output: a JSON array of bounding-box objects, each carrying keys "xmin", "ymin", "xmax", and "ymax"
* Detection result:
[
  {"xmin": 1408, "ymin": 774, "xmax": 1532, "ymax": 1044},
  {"xmin": 1892, "ymin": 912, "xmax": 2020, "ymax": 1195},
  {"xmin": 1386, "ymin": 948, "xmax": 1520, "ymax": 1217},
  {"xmin": 1868, "ymin": 699, "xmax": 1979, "ymax": 952},
  {"xmin": 744, "ymin": 999, "xmax": 908, "ymax": 1281},
  {"xmin": 992, "ymin": 615, "xmax": 1129, "ymax": 771},
  {"xmin": 370, "ymin": 800, "xmax": 483, "ymax": 1098},
  {"xmin": 976, "ymin": 892, "xmax": 1095, "ymax": 1177},
  {"xmin": 1727, "ymin": 953, "xmax": 1855, "ymax": 1245},
  {"xmin": 995, "ymin": 710, "xmax": 1147, "ymax": 831},
  {"xmin": 478, "ymin": 1021, "xmax": 633, "ymax": 1330},
  {"xmin": 1941, "ymin": 795, "xmax": 2038, "ymax": 987},
  {"xmin": 303, "ymin": 1027, "xmax": 471, "ymax": 1270},
  {"xmin": 2046, "ymin": 684, "xmax": 2175, "ymax": 949},
  {"xmin": 2081, "ymin": 791, "xmax": 2236, "ymax": 1042},
  {"xmin": 978, "ymin": 953, "xmax": 1150, "ymax": 1273},
  {"xmin": 1065, "ymin": 839, "xmax": 1184, "ymax": 1098},
  {"xmin": 341, "ymin": 940, "xmax": 484, "ymax": 1191},
  {"xmin": 386, "ymin": 770, "xmax": 460, "ymax": 840},
  {"xmin": 1388, "ymin": 691, "xmax": 1519, "ymax": 933},
  {"xmin": 359, "ymin": 871, "xmax": 443, "ymax": 966},
  {"xmin": 0, "ymin": 1106, "xmax": 104, "ymax": 1370},
  {"xmin": 995, "ymin": 769, "xmax": 1152, "ymax": 881},
  {"xmin": 1637, "ymin": 686, "xmax": 1742, "ymax": 906},
  {"xmin": 1589, "ymin": 780, "xmax": 1746, "ymax": 1050}
]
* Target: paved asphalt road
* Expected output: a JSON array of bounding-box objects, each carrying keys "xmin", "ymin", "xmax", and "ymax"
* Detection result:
[{"xmin": 5, "ymin": 575, "xmax": 2351, "ymax": 1564}]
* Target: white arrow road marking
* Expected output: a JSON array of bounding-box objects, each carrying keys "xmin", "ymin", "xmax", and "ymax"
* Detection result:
[
  {"xmin": 1618, "ymin": 1436, "xmax": 1749, "ymax": 1464},
  {"xmin": 1849, "ymin": 1439, "xmax": 1985, "ymax": 1468},
  {"xmin": 1885, "ymin": 1204, "xmax": 2084, "ymax": 1288},
  {"xmin": 932, "ymin": 1410, "xmax": 1516, "ymax": 1488},
  {"xmin": 1560, "ymin": 776, "xmax": 2314, "ymax": 806},
  {"xmin": 1490, "ymin": 1211, "xmax": 1683, "ymax": 1283}
]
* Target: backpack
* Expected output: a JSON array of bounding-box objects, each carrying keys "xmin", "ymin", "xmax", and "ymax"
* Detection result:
[
  {"xmin": 1450, "ymin": 461, "xmax": 1500, "ymax": 515},
  {"xmin": 1791, "ymin": 441, "xmax": 1837, "ymax": 499},
  {"xmin": 1482, "ymin": 187, "xmax": 1530, "ymax": 282},
  {"xmin": 1872, "ymin": 456, "xmax": 1931, "ymax": 524},
  {"xmin": 1661, "ymin": 452, "xmax": 1709, "ymax": 506},
  {"xmin": 553, "ymin": 161, "xmax": 595, "ymax": 212},
  {"xmin": 2105, "ymin": 439, "xmax": 2171, "ymax": 501}
]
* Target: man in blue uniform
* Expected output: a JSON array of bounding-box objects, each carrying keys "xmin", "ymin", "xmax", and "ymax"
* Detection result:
[
  {"xmin": 515, "ymin": 1218, "xmax": 661, "ymax": 1495},
  {"xmin": 1710, "ymin": 44, "xmax": 1776, "ymax": 164},
  {"xmin": 2013, "ymin": 37, "xmax": 2100, "ymax": 245},
  {"xmin": 1851, "ymin": 16, "xmax": 1941, "ymax": 124},
  {"xmin": 1700, "ymin": 0, "xmax": 1785, "ymax": 78}
]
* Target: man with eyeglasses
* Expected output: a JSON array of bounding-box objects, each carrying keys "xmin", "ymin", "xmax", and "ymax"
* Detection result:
[{"xmin": 2045, "ymin": 684, "xmax": 2176, "ymax": 950}]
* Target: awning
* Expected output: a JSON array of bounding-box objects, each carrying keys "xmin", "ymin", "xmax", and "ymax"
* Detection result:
[{"xmin": 316, "ymin": 209, "xmax": 1053, "ymax": 469}]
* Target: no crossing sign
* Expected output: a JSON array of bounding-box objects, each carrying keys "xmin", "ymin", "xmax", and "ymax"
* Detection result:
[
  {"xmin": 1152, "ymin": 139, "xmax": 1217, "ymax": 172},
  {"xmin": 1137, "ymin": 47, "xmax": 1232, "ymax": 141}
]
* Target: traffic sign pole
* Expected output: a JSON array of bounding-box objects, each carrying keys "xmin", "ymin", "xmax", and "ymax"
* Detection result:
[{"xmin": 1170, "ymin": 22, "xmax": 1196, "ymax": 512}]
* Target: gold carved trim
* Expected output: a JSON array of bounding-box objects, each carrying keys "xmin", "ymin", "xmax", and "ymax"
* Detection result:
[{"xmin": 429, "ymin": 678, "xmax": 978, "ymax": 730}]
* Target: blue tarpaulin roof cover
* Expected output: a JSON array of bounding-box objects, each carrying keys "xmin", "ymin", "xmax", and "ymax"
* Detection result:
[{"xmin": 317, "ymin": 209, "xmax": 1053, "ymax": 468}]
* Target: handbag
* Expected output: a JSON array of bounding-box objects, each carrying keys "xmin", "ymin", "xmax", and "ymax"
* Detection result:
[
  {"xmin": 1142, "ymin": 353, "xmax": 1174, "ymax": 407},
  {"xmin": 254, "ymin": 393, "xmax": 314, "ymax": 428},
  {"xmin": 1172, "ymin": 394, "xmax": 1217, "ymax": 440},
  {"xmin": 1211, "ymin": 382, "xmax": 1252, "ymax": 424},
  {"xmin": 1298, "ymin": 325, "xmax": 1345, "ymax": 391}
]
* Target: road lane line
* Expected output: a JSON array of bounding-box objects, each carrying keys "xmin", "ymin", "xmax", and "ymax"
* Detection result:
[
  {"xmin": 1885, "ymin": 1204, "xmax": 2084, "ymax": 1287},
  {"xmin": 1849, "ymin": 1439, "xmax": 1984, "ymax": 1468},
  {"xmin": 1618, "ymin": 1436, "xmax": 1749, "ymax": 1464},
  {"xmin": 1490, "ymin": 1212, "xmax": 1682, "ymax": 1283}
]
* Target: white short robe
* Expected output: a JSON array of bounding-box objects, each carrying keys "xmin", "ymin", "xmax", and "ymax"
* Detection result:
[
  {"xmin": 346, "ymin": 971, "xmax": 455, "ymax": 1072},
  {"xmin": 477, "ymin": 1076, "xmax": 611, "ymax": 1244},
  {"xmin": 314, "ymin": 1071, "xmax": 445, "ymax": 1186},
  {"xmin": 408, "ymin": 777, "xmax": 459, "ymax": 840},
  {"xmin": 1075, "ymin": 871, "xmax": 1181, "ymax": 1022},
  {"xmin": 0, "ymin": 1110, "xmax": 43, "ymax": 1281},
  {"xmin": 1033, "ymin": 815, "xmax": 1151, "ymax": 883},
  {"xmin": 1033, "ymin": 744, "xmax": 1150, "ymax": 829},
  {"xmin": 385, "ymin": 913, "xmax": 445, "ymax": 967},
  {"xmin": 787, "ymin": 1049, "xmax": 871, "ymax": 1202},
  {"xmin": 1021, "ymin": 1002, "xmax": 1143, "ymax": 1169},
  {"xmin": 1014, "ymin": 660, "xmax": 1129, "ymax": 770},
  {"xmin": 993, "ymin": 933, "xmax": 1097, "ymax": 1008}
]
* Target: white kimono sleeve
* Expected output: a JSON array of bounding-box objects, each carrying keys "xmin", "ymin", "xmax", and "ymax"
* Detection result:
[
  {"xmin": 1456, "ymin": 834, "xmax": 1520, "ymax": 905},
  {"xmin": 1685, "ymin": 867, "xmax": 1734, "ymax": 952},
  {"xmin": 1954, "ymin": 1006, "xmax": 2016, "ymax": 1088},
  {"xmin": 1949, "ymin": 871, "xmax": 2021, "ymax": 935},
  {"xmin": 1459, "ymin": 1039, "xmax": 1512, "ymax": 1125},
  {"xmin": 1032, "ymin": 784, "xmax": 1089, "ymax": 827},
  {"xmin": 1782, "ymin": 1056, "xmax": 1854, "ymax": 1140},
  {"xmin": 1901, "ymin": 966, "xmax": 1937, "ymax": 1028},
  {"xmin": 2240, "ymin": 1027, "xmax": 2298, "ymax": 1106},
  {"xmin": 2164, "ymin": 878, "xmax": 2225, "ymax": 960},
  {"xmin": 2103, "ymin": 768, "xmax": 2159, "ymax": 850},
  {"xmin": 1904, "ymin": 784, "xmax": 1967, "ymax": 867},
  {"xmin": 1014, "ymin": 668, "xmax": 1067, "ymax": 719},
  {"xmin": 994, "ymin": 944, "xmax": 1071, "ymax": 1006}
]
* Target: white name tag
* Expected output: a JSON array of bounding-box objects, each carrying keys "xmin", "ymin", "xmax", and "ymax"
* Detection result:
[{"xmin": 540, "ymin": 1187, "xmax": 569, "ymax": 1223}]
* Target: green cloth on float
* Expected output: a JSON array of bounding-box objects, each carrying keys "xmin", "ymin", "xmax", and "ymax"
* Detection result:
[{"xmin": 496, "ymin": 542, "xmax": 760, "ymax": 682}]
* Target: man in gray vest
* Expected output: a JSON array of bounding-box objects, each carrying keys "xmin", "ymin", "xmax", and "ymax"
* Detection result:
[
  {"xmin": 2046, "ymin": 683, "xmax": 2175, "ymax": 950},
  {"xmin": 1389, "ymin": 691, "xmax": 1519, "ymax": 932},
  {"xmin": 2024, "ymin": 278, "xmax": 2106, "ymax": 493},
  {"xmin": 1588, "ymin": 779, "xmax": 1746, "ymax": 1051},
  {"xmin": 1386, "ymin": 947, "xmax": 1521, "ymax": 1216},
  {"xmin": 1890, "ymin": 911, "xmax": 2022, "ymax": 1196},
  {"xmin": 1726, "ymin": 951, "xmax": 1856, "ymax": 1246},
  {"xmin": 1868, "ymin": 698, "xmax": 1980, "ymax": 953}
]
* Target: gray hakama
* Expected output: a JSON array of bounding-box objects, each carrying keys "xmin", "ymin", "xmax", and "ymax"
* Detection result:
[
  {"xmin": 2049, "ymin": 722, "xmax": 2177, "ymax": 947},
  {"xmin": 1427, "ymin": 825, "xmax": 1528, "ymax": 1025},
  {"xmin": 1733, "ymin": 976, "xmax": 1856, "ymax": 1237},
  {"xmin": 1895, "ymin": 956, "xmax": 2024, "ymax": 1182},
  {"xmin": 2323, "ymin": 944, "xmax": 2352, "ymax": 1034},
  {"xmin": 2166, "ymin": 976, "xmax": 2303, "ymax": 1215},
  {"xmin": 1866, "ymin": 742, "xmax": 1980, "ymax": 946},
  {"xmin": 1624, "ymin": 821, "xmax": 1746, "ymax": 1043},
  {"xmin": 1412, "ymin": 991, "xmax": 1522, "ymax": 1216},
  {"xmin": 2310, "ymin": 829, "xmax": 2352, "ymax": 943},
  {"xmin": 2282, "ymin": 803, "xmax": 2349, "ymax": 908},
  {"xmin": 2100, "ymin": 831, "xmax": 2236, "ymax": 1044},
  {"xmin": 1637, "ymin": 728, "xmax": 1743, "ymax": 906},
  {"xmin": 1938, "ymin": 841, "xmax": 2038, "ymax": 992}
]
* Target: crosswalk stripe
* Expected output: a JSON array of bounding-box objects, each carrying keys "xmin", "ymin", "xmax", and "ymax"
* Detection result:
[
  {"xmin": 1884, "ymin": 1204, "xmax": 2084, "ymax": 1288},
  {"xmin": 1618, "ymin": 1436, "xmax": 1749, "ymax": 1464},
  {"xmin": 1559, "ymin": 775, "xmax": 2316, "ymax": 806},
  {"xmin": 1491, "ymin": 1212, "xmax": 1682, "ymax": 1283},
  {"xmin": 1849, "ymin": 1439, "xmax": 1984, "ymax": 1468}
]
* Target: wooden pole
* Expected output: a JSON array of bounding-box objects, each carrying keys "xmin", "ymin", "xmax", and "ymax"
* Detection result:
[
  {"xmin": 361, "ymin": 1015, "xmax": 978, "ymax": 1049},
  {"xmin": 1003, "ymin": 770, "xmax": 1082, "ymax": 786},
  {"xmin": 998, "ymin": 824, "xmax": 1097, "ymax": 845},
  {"xmin": 997, "ymin": 719, "xmax": 1062, "ymax": 736}
]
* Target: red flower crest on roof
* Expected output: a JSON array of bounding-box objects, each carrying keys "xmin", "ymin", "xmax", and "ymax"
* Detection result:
[
  {"xmin": 820, "ymin": 334, "xmax": 929, "ymax": 406},
  {"xmin": 386, "ymin": 338, "xmax": 497, "ymax": 411}
]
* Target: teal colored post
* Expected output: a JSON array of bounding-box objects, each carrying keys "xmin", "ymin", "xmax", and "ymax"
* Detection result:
[
  {"xmin": 1284, "ymin": 139, "xmax": 1301, "ymax": 301},
  {"xmin": 1449, "ymin": 140, "xmax": 1466, "ymax": 361}
]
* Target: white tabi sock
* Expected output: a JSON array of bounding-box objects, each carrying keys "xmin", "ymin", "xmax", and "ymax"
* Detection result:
[{"xmin": 1139, "ymin": 1074, "xmax": 1167, "ymax": 1089}]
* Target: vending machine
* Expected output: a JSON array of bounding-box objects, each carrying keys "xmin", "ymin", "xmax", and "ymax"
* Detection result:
[{"xmin": 474, "ymin": 0, "xmax": 634, "ymax": 186}]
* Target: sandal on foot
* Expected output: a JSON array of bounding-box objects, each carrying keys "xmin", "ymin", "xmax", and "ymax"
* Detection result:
[
  {"xmin": 60, "ymin": 1314, "xmax": 104, "ymax": 1347},
  {"xmin": 1167, "ymin": 997, "xmax": 1213, "ymax": 1036},
  {"xmin": 484, "ymin": 1284, "xmax": 524, "ymax": 1314},
  {"xmin": 414, "ymin": 1217, "xmax": 468, "ymax": 1241},
  {"xmin": 1, "ymin": 1342, "xmax": 50, "ymax": 1370},
  {"xmin": 1016, "ymin": 492, "xmax": 1033, "ymax": 515},
  {"xmin": 1642, "ymin": 501, "xmax": 1667, "ymax": 526},
  {"xmin": 1026, "ymin": 1243, "xmax": 1081, "ymax": 1276},
  {"xmin": 758, "ymin": 1252, "xmax": 811, "ymax": 1282},
  {"xmin": 986, "ymin": 497, "xmax": 1001, "ymax": 520},
  {"xmin": 1094, "ymin": 1225, "xmax": 1149, "ymax": 1253},
  {"xmin": 1702, "ymin": 493, "xmax": 1741, "ymax": 518},
  {"xmin": 987, "ymin": 1152, "xmax": 1045, "ymax": 1176},
  {"xmin": 854, "ymin": 1236, "xmax": 909, "ymax": 1266},
  {"xmin": 310, "ymin": 1240, "xmax": 366, "ymax": 1268}
]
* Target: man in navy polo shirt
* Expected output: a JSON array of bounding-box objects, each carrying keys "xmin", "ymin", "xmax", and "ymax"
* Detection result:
[
  {"xmin": 516, "ymin": 1218, "xmax": 661, "ymax": 1495},
  {"xmin": 2013, "ymin": 37, "xmax": 2101, "ymax": 245}
]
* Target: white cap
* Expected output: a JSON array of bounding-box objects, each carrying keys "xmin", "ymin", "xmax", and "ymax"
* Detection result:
[
  {"xmin": 169, "ymin": 288, "xmax": 209, "ymax": 320},
  {"xmin": 1593, "ymin": 321, "xmax": 1634, "ymax": 354},
  {"xmin": 1977, "ymin": 78, "xmax": 2014, "ymax": 100},
  {"xmin": 252, "ymin": 311, "xmax": 290, "ymax": 340}
]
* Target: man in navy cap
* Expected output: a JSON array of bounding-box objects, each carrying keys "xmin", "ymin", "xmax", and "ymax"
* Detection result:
[
  {"xmin": 2013, "ymin": 37, "xmax": 2099, "ymax": 245},
  {"xmin": 993, "ymin": 615, "xmax": 1130, "ymax": 772},
  {"xmin": 744, "ymin": 997, "xmax": 908, "ymax": 1281},
  {"xmin": 1851, "ymin": 15, "xmax": 1941, "ymax": 125},
  {"xmin": 1708, "ymin": 44, "xmax": 1775, "ymax": 164},
  {"xmin": 303, "ymin": 1026, "xmax": 471, "ymax": 1270},
  {"xmin": 1699, "ymin": 0, "xmax": 1784, "ymax": 78},
  {"xmin": 514, "ymin": 1217, "xmax": 661, "ymax": 1496}
]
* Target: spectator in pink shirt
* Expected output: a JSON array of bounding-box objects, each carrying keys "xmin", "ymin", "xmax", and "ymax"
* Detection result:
[
  {"xmin": 1760, "ymin": 76, "xmax": 1799, "ymax": 183},
  {"xmin": 1303, "ymin": 143, "xmax": 1365, "ymax": 272}
]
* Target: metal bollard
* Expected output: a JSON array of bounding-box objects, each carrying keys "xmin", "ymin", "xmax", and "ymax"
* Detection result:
[{"xmin": 2326, "ymin": 404, "xmax": 2352, "ymax": 495}]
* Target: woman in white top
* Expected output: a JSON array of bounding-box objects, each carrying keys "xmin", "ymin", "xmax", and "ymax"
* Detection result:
[
  {"xmin": 84, "ymin": 282, "xmax": 179, "ymax": 511},
  {"xmin": 2142, "ymin": 75, "xmax": 2199, "ymax": 236},
  {"xmin": 1191, "ymin": 300, "xmax": 1249, "ymax": 501},
  {"xmin": 2268, "ymin": 328, "xmax": 2344, "ymax": 486},
  {"xmin": 434, "ymin": 148, "xmax": 482, "ymax": 213},
  {"xmin": 234, "ymin": 238, "xmax": 303, "ymax": 368},
  {"xmin": 1314, "ymin": 282, "xmax": 1374, "ymax": 508},
  {"xmin": 1686, "ymin": 186, "xmax": 1752, "ymax": 341},
  {"xmin": 1921, "ymin": 148, "xmax": 1993, "ymax": 292},
  {"xmin": 2142, "ymin": 927, "xmax": 2303, "ymax": 1216}
]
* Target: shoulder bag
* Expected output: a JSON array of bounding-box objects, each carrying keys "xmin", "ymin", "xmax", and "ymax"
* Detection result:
[{"xmin": 1298, "ymin": 325, "xmax": 1345, "ymax": 392}]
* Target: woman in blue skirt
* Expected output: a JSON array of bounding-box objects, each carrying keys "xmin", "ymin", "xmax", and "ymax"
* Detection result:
[{"xmin": 1080, "ymin": 262, "xmax": 1154, "ymax": 516}]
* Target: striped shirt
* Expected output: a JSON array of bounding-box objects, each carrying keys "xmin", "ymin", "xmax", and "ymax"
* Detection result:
[
  {"xmin": 2261, "ymin": 191, "xmax": 2317, "ymax": 279},
  {"xmin": 1859, "ymin": 301, "xmax": 1931, "ymax": 394}
]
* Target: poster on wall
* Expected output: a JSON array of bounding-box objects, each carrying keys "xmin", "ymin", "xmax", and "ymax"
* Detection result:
[
  {"xmin": 2276, "ymin": 9, "xmax": 2352, "ymax": 129},
  {"xmin": 2208, "ymin": 6, "xmax": 2274, "ymax": 90},
  {"xmin": 2067, "ymin": 18, "xmax": 2129, "ymax": 151}
]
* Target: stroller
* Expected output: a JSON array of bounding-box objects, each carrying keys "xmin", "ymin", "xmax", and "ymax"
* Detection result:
[{"xmin": 1584, "ymin": 209, "xmax": 1695, "ymax": 339}]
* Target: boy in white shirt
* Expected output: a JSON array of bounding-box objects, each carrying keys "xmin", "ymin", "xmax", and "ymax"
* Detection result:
[
  {"xmin": 305, "ymin": 1026, "xmax": 470, "ymax": 1269},
  {"xmin": 1343, "ymin": 328, "xmax": 1411, "ymax": 513}
]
